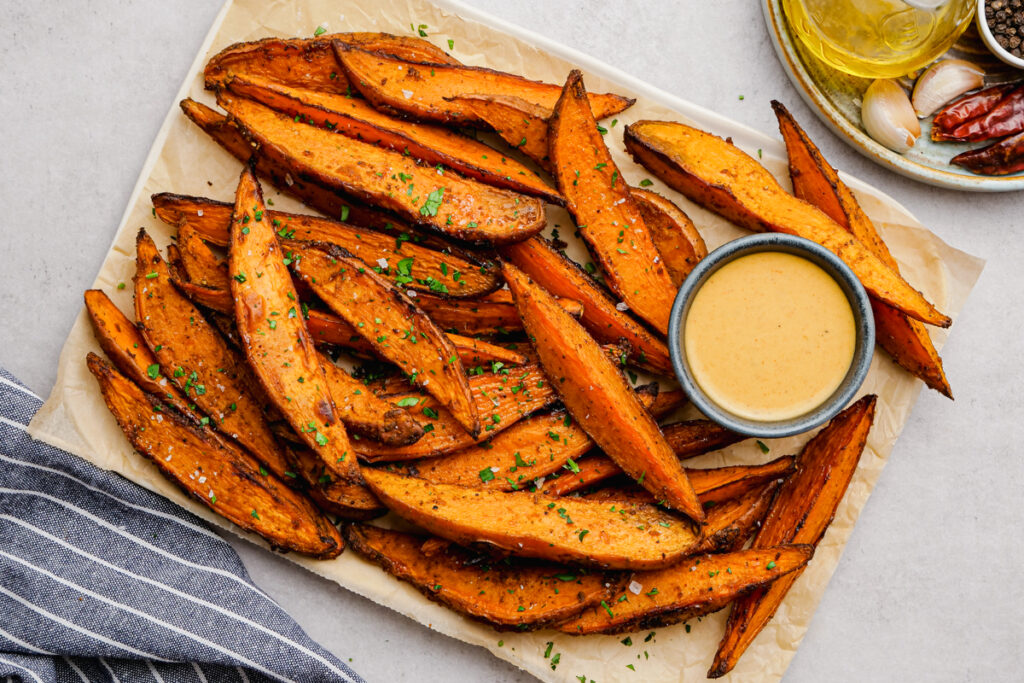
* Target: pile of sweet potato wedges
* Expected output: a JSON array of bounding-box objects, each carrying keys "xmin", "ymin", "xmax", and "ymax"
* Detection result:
[{"xmin": 82, "ymin": 31, "xmax": 951, "ymax": 676}]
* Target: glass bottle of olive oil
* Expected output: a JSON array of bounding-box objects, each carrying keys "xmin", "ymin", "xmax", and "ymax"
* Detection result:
[{"xmin": 782, "ymin": 0, "xmax": 976, "ymax": 78}]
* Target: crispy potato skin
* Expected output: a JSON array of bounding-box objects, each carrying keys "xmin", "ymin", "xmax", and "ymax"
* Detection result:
[
  {"xmin": 710, "ymin": 395, "xmax": 876, "ymax": 678},
  {"xmin": 503, "ymin": 262, "xmax": 704, "ymax": 523},
  {"xmin": 288, "ymin": 240, "xmax": 479, "ymax": 436},
  {"xmin": 623, "ymin": 120, "xmax": 951, "ymax": 328},
  {"xmin": 345, "ymin": 524, "xmax": 615, "ymax": 630},
  {"xmin": 351, "ymin": 363, "xmax": 557, "ymax": 460},
  {"xmin": 549, "ymin": 71, "xmax": 676, "ymax": 334},
  {"xmin": 86, "ymin": 353, "xmax": 343, "ymax": 558},
  {"xmin": 559, "ymin": 545, "xmax": 811, "ymax": 635},
  {"xmin": 228, "ymin": 169, "xmax": 360, "ymax": 484},
  {"xmin": 630, "ymin": 187, "xmax": 707, "ymax": 287},
  {"xmin": 500, "ymin": 237, "xmax": 673, "ymax": 374},
  {"xmin": 219, "ymin": 93, "xmax": 547, "ymax": 246},
  {"xmin": 542, "ymin": 421, "xmax": 746, "ymax": 495},
  {"xmin": 362, "ymin": 469, "xmax": 700, "ymax": 570},
  {"xmin": 152, "ymin": 192, "xmax": 501, "ymax": 299},
  {"xmin": 204, "ymin": 32, "xmax": 458, "ymax": 93},
  {"xmin": 133, "ymin": 231, "xmax": 292, "ymax": 480},
  {"xmin": 771, "ymin": 101, "xmax": 952, "ymax": 398},
  {"xmin": 226, "ymin": 74, "xmax": 562, "ymax": 204},
  {"xmin": 452, "ymin": 94, "xmax": 553, "ymax": 169},
  {"xmin": 334, "ymin": 44, "xmax": 633, "ymax": 126}
]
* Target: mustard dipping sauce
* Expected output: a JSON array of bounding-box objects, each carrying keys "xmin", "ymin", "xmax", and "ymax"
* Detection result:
[{"xmin": 683, "ymin": 251, "xmax": 856, "ymax": 422}]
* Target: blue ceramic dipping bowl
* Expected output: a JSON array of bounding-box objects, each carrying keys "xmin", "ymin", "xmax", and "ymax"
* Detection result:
[{"xmin": 668, "ymin": 233, "xmax": 875, "ymax": 439}]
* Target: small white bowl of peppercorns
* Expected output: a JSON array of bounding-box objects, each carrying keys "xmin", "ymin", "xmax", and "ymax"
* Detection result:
[{"xmin": 979, "ymin": 0, "xmax": 1024, "ymax": 69}]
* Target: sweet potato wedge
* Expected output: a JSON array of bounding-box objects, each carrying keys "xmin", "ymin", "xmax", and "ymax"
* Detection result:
[
  {"xmin": 581, "ymin": 456, "xmax": 796, "ymax": 507},
  {"xmin": 228, "ymin": 168, "xmax": 360, "ymax": 484},
  {"xmin": 399, "ymin": 384, "xmax": 681, "ymax": 491},
  {"xmin": 133, "ymin": 230, "xmax": 292, "ymax": 480},
  {"xmin": 549, "ymin": 71, "xmax": 675, "ymax": 334},
  {"xmin": 623, "ymin": 120, "xmax": 951, "ymax": 328},
  {"xmin": 86, "ymin": 353, "xmax": 342, "ymax": 558},
  {"xmin": 84, "ymin": 289, "xmax": 195, "ymax": 417},
  {"xmin": 205, "ymin": 33, "xmax": 458, "ymax": 94},
  {"xmin": 351, "ymin": 363, "xmax": 557, "ymax": 460},
  {"xmin": 541, "ymin": 421, "xmax": 746, "ymax": 496},
  {"xmin": 289, "ymin": 447, "xmax": 386, "ymax": 520},
  {"xmin": 225, "ymin": 74, "xmax": 562, "ymax": 203},
  {"xmin": 179, "ymin": 98, "xmax": 404, "ymax": 234},
  {"xmin": 451, "ymin": 94, "xmax": 553, "ymax": 169},
  {"xmin": 345, "ymin": 524, "xmax": 614, "ymax": 630},
  {"xmin": 500, "ymin": 237, "xmax": 673, "ymax": 375},
  {"xmin": 694, "ymin": 481, "xmax": 780, "ymax": 555},
  {"xmin": 334, "ymin": 44, "xmax": 634, "ymax": 126},
  {"xmin": 709, "ymin": 395, "xmax": 876, "ymax": 677},
  {"xmin": 176, "ymin": 224, "xmax": 230, "ymax": 289},
  {"xmin": 362, "ymin": 469, "xmax": 700, "ymax": 570},
  {"xmin": 317, "ymin": 353, "xmax": 423, "ymax": 447},
  {"xmin": 287, "ymin": 240, "xmax": 478, "ymax": 436},
  {"xmin": 771, "ymin": 101, "xmax": 952, "ymax": 397},
  {"xmin": 414, "ymin": 289, "xmax": 582, "ymax": 335},
  {"xmin": 630, "ymin": 187, "xmax": 707, "ymax": 287},
  {"xmin": 558, "ymin": 544, "xmax": 812, "ymax": 635},
  {"xmin": 219, "ymin": 93, "xmax": 546, "ymax": 246},
  {"xmin": 153, "ymin": 192, "xmax": 501, "ymax": 299},
  {"xmin": 504, "ymin": 261, "xmax": 704, "ymax": 522}
]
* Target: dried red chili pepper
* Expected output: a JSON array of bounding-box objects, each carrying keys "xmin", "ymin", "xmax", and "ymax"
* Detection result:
[
  {"xmin": 932, "ymin": 83, "xmax": 1017, "ymax": 135},
  {"xmin": 932, "ymin": 85, "xmax": 1024, "ymax": 142},
  {"xmin": 951, "ymin": 131, "xmax": 1024, "ymax": 176}
]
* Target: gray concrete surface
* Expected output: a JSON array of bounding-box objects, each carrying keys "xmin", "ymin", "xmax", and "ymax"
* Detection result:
[{"xmin": 1, "ymin": 1, "xmax": 1021, "ymax": 681}]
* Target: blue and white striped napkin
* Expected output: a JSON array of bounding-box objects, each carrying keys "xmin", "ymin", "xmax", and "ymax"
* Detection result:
[{"xmin": 0, "ymin": 368, "xmax": 363, "ymax": 683}]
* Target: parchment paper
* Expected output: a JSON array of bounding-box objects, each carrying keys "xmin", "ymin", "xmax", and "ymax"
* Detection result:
[{"xmin": 29, "ymin": 0, "xmax": 985, "ymax": 681}]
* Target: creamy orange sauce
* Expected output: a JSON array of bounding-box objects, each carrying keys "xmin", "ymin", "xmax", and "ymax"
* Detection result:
[{"xmin": 683, "ymin": 251, "xmax": 856, "ymax": 422}]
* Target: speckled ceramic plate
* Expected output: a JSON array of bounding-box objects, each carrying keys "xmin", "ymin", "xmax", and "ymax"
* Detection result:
[{"xmin": 764, "ymin": 0, "xmax": 1024, "ymax": 191}]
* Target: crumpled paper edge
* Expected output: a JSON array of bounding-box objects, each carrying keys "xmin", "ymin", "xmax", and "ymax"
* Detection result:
[{"xmin": 28, "ymin": 0, "xmax": 985, "ymax": 681}]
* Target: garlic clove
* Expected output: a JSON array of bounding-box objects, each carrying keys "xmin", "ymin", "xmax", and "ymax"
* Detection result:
[
  {"xmin": 911, "ymin": 59, "xmax": 986, "ymax": 118},
  {"xmin": 862, "ymin": 79, "xmax": 922, "ymax": 154}
]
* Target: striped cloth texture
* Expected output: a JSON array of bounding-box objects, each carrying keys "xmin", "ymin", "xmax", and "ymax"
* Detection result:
[{"xmin": 0, "ymin": 368, "xmax": 364, "ymax": 683}]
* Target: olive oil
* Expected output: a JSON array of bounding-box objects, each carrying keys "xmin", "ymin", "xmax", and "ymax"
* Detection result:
[{"xmin": 782, "ymin": 0, "xmax": 976, "ymax": 78}]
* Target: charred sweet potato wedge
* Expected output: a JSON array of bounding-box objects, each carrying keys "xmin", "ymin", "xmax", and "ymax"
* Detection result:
[
  {"xmin": 694, "ymin": 481, "xmax": 780, "ymax": 555},
  {"xmin": 228, "ymin": 168, "xmax": 360, "ymax": 484},
  {"xmin": 624, "ymin": 120, "xmax": 951, "ymax": 328},
  {"xmin": 504, "ymin": 261, "xmax": 704, "ymax": 522},
  {"xmin": 334, "ymin": 44, "xmax": 634, "ymax": 126},
  {"xmin": 180, "ymin": 98, "xmax": 402, "ymax": 234},
  {"xmin": 176, "ymin": 224, "xmax": 230, "ymax": 290},
  {"xmin": 630, "ymin": 187, "xmax": 707, "ymax": 287},
  {"xmin": 204, "ymin": 32, "xmax": 458, "ymax": 93},
  {"xmin": 362, "ymin": 469, "xmax": 700, "ymax": 570},
  {"xmin": 772, "ymin": 102, "xmax": 952, "ymax": 397},
  {"xmin": 549, "ymin": 71, "xmax": 676, "ymax": 334},
  {"xmin": 225, "ymin": 74, "xmax": 562, "ymax": 203},
  {"xmin": 345, "ymin": 524, "xmax": 615, "ymax": 630},
  {"xmin": 710, "ymin": 395, "xmax": 876, "ymax": 678},
  {"xmin": 86, "ymin": 353, "xmax": 342, "ymax": 558},
  {"xmin": 559, "ymin": 544, "xmax": 812, "ymax": 635},
  {"xmin": 500, "ymin": 237, "xmax": 673, "ymax": 375},
  {"xmin": 541, "ymin": 421, "xmax": 746, "ymax": 496},
  {"xmin": 219, "ymin": 93, "xmax": 546, "ymax": 246},
  {"xmin": 133, "ymin": 231, "xmax": 292, "ymax": 480},
  {"xmin": 84, "ymin": 289, "xmax": 194, "ymax": 417},
  {"xmin": 287, "ymin": 240, "xmax": 478, "ymax": 436},
  {"xmin": 413, "ymin": 289, "xmax": 582, "ymax": 336},
  {"xmin": 351, "ymin": 363, "xmax": 557, "ymax": 460},
  {"xmin": 400, "ymin": 384, "xmax": 680, "ymax": 491},
  {"xmin": 451, "ymin": 94, "xmax": 553, "ymax": 169},
  {"xmin": 153, "ymin": 192, "xmax": 501, "ymax": 299},
  {"xmin": 317, "ymin": 353, "xmax": 424, "ymax": 447}
]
